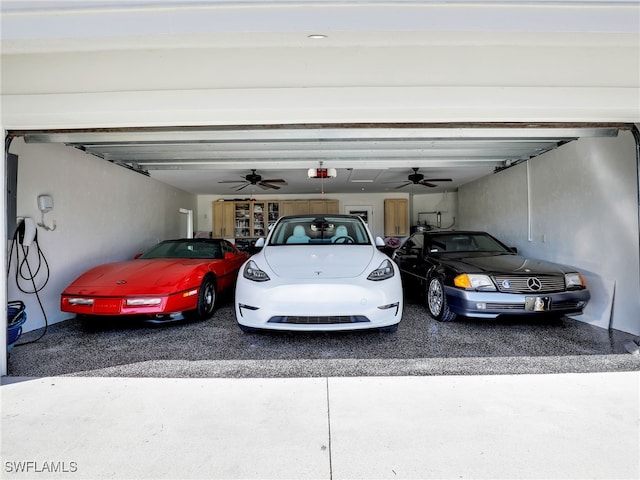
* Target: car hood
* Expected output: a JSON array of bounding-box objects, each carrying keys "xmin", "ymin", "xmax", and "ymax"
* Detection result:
[
  {"xmin": 63, "ymin": 259, "xmax": 208, "ymax": 295},
  {"xmin": 263, "ymin": 246, "xmax": 376, "ymax": 279},
  {"xmin": 444, "ymin": 253, "xmax": 574, "ymax": 275}
]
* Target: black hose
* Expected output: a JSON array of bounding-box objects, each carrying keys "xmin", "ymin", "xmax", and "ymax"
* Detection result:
[{"xmin": 7, "ymin": 224, "xmax": 50, "ymax": 346}]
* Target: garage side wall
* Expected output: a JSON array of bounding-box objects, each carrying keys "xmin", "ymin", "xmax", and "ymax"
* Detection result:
[
  {"xmin": 6, "ymin": 138, "xmax": 196, "ymax": 333},
  {"xmin": 458, "ymin": 131, "xmax": 640, "ymax": 336}
]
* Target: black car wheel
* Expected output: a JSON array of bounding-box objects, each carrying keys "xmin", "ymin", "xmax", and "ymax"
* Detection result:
[
  {"xmin": 427, "ymin": 277, "xmax": 456, "ymax": 322},
  {"xmin": 190, "ymin": 275, "xmax": 216, "ymax": 320}
]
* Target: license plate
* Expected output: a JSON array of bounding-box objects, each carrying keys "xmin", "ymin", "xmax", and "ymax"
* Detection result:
[
  {"xmin": 525, "ymin": 296, "xmax": 551, "ymax": 312},
  {"xmin": 93, "ymin": 299, "xmax": 122, "ymax": 314}
]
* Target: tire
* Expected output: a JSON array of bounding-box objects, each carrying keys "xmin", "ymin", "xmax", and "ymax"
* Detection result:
[
  {"xmin": 190, "ymin": 275, "xmax": 217, "ymax": 320},
  {"xmin": 426, "ymin": 277, "xmax": 457, "ymax": 322}
]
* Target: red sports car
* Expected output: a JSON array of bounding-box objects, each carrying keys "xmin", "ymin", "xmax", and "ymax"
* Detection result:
[{"xmin": 61, "ymin": 238, "xmax": 248, "ymax": 322}]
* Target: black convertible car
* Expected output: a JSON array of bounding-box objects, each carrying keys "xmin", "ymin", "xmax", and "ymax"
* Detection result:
[{"xmin": 393, "ymin": 231, "xmax": 590, "ymax": 322}]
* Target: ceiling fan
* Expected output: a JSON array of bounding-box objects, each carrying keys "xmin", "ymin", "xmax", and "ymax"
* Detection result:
[
  {"xmin": 390, "ymin": 168, "xmax": 453, "ymax": 189},
  {"xmin": 218, "ymin": 169, "xmax": 287, "ymax": 191}
]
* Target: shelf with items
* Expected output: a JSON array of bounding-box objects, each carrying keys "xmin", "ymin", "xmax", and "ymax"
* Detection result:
[
  {"xmin": 215, "ymin": 199, "xmax": 338, "ymax": 239},
  {"xmin": 226, "ymin": 200, "xmax": 281, "ymax": 238},
  {"xmin": 267, "ymin": 202, "xmax": 280, "ymax": 229},
  {"xmin": 252, "ymin": 202, "xmax": 266, "ymax": 237},
  {"xmin": 234, "ymin": 202, "xmax": 251, "ymax": 238}
]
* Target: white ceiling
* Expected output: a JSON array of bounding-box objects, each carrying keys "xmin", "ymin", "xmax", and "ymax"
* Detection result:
[
  {"xmin": 20, "ymin": 125, "xmax": 621, "ymax": 194},
  {"xmin": 2, "ymin": 1, "xmax": 638, "ymax": 195}
]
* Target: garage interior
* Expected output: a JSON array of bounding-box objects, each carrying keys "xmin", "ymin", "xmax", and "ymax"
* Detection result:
[
  {"xmin": 2, "ymin": 2, "xmax": 640, "ymax": 477},
  {"xmin": 5, "ymin": 122, "xmax": 640, "ymax": 378},
  {"xmin": 2, "ymin": 0, "xmax": 640, "ymax": 370}
]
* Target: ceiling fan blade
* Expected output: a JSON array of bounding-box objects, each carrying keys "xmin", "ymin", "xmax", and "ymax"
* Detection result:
[
  {"xmin": 261, "ymin": 178, "xmax": 287, "ymax": 184},
  {"xmin": 259, "ymin": 182, "xmax": 281, "ymax": 190},
  {"xmin": 420, "ymin": 178, "xmax": 453, "ymax": 187},
  {"xmin": 394, "ymin": 182, "xmax": 412, "ymax": 189},
  {"xmin": 235, "ymin": 183, "xmax": 250, "ymax": 191},
  {"xmin": 218, "ymin": 180, "xmax": 245, "ymax": 184}
]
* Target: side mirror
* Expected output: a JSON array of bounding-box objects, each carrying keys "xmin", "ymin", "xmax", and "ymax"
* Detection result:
[
  {"xmin": 375, "ymin": 236, "xmax": 385, "ymax": 247},
  {"xmin": 224, "ymin": 252, "xmax": 236, "ymax": 260},
  {"xmin": 255, "ymin": 237, "xmax": 265, "ymax": 248}
]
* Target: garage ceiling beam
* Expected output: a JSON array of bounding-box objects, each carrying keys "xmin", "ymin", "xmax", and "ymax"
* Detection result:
[
  {"xmin": 22, "ymin": 126, "xmax": 620, "ymax": 145},
  {"xmin": 138, "ymin": 159, "xmax": 508, "ymax": 171}
]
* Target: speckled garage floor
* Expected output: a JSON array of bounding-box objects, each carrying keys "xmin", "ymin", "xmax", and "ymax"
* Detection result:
[{"xmin": 7, "ymin": 297, "xmax": 640, "ymax": 378}]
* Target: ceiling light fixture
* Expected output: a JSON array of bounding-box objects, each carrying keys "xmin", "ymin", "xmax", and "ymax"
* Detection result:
[
  {"xmin": 308, "ymin": 161, "xmax": 335, "ymax": 199},
  {"xmin": 308, "ymin": 167, "xmax": 337, "ymax": 179},
  {"xmin": 307, "ymin": 34, "xmax": 327, "ymax": 39}
]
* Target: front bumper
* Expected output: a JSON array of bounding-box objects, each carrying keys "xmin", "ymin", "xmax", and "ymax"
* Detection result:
[
  {"xmin": 235, "ymin": 279, "xmax": 403, "ymax": 331},
  {"xmin": 444, "ymin": 286, "xmax": 591, "ymax": 318},
  {"xmin": 60, "ymin": 288, "xmax": 199, "ymax": 317}
]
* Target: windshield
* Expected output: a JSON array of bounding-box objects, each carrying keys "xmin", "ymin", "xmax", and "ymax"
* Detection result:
[
  {"xmin": 268, "ymin": 216, "xmax": 371, "ymax": 246},
  {"xmin": 139, "ymin": 240, "xmax": 224, "ymax": 259},
  {"xmin": 426, "ymin": 233, "xmax": 511, "ymax": 254}
]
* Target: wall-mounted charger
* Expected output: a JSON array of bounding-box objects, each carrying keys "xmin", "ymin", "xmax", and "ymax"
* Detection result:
[
  {"xmin": 37, "ymin": 194, "xmax": 56, "ymax": 231},
  {"xmin": 38, "ymin": 194, "xmax": 54, "ymax": 213}
]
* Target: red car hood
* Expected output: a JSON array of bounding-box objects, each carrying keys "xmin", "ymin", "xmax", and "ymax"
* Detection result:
[{"xmin": 62, "ymin": 258, "xmax": 210, "ymax": 296}]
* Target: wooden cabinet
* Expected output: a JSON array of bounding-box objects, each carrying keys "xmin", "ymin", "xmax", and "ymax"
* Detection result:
[
  {"xmin": 281, "ymin": 200, "xmax": 309, "ymax": 216},
  {"xmin": 281, "ymin": 199, "xmax": 338, "ymax": 216},
  {"xmin": 212, "ymin": 201, "xmax": 235, "ymax": 238},
  {"xmin": 384, "ymin": 199, "xmax": 409, "ymax": 236},
  {"xmin": 213, "ymin": 201, "xmax": 280, "ymax": 239},
  {"xmin": 213, "ymin": 199, "xmax": 338, "ymax": 238},
  {"xmin": 248, "ymin": 201, "xmax": 280, "ymax": 237},
  {"xmin": 233, "ymin": 201, "xmax": 252, "ymax": 238},
  {"xmin": 309, "ymin": 199, "xmax": 339, "ymax": 214}
]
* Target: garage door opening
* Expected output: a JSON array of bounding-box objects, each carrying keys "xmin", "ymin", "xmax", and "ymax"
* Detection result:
[{"xmin": 4, "ymin": 122, "xmax": 640, "ymax": 378}]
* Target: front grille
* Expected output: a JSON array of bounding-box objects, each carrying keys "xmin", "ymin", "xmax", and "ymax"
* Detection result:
[
  {"xmin": 268, "ymin": 315, "xmax": 370, "ymax": 325},
  {"xmin": 492, "ymin": 275, "xmax": 565, "ymax": 294},
  {"xmin": 483, "ymin": 299, "xmax": 584, "ymax": 313},
  {"xmin": 485, "ymin": 303, "xmax": 525, "ymax": 311},
  {"xmin": 550, "ymin": 300, "xmax": 582, "ymax": 311}
]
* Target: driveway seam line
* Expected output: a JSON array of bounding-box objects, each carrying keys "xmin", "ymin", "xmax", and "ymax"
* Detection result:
[{"xmin": 326, "ymin": 377, "xmax": 333, "ymax": 480}]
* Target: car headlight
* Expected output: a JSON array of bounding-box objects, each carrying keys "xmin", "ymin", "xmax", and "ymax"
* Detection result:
[
  {"xmin": 243, "ymin": 260, "xmax": 270, "ymax": 282},
  {"xmin": 565, "ymin": 273, "xmax": 587, "ymax": 290},
  {"xmin": 454, "ymin": 274, "xmax": 496, "ymax": 291},
  {"xmin": 125, "ymin": 298, "xmax": 162, "ymax": 306},
  {"xmin": 67, "ymin": 297, "xmax": 94, "ymax": 305},
  {"xmin": 367, "ymin": 259, "xmax": 395, "ymax": 281}
]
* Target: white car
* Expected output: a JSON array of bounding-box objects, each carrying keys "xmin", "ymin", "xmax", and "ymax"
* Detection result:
[{"xmin": 235, "ymin": 214, "xmax": 403, "ymax": 332}]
